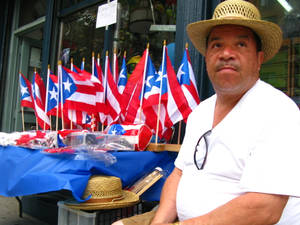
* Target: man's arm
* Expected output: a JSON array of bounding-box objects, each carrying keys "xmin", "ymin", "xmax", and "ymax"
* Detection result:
[
  {"xmin": 182, "ymin": 192, "xmax": 288, "ymax": 225},
  {"xmin": 150, "ymin": 167, "xmax": 182, "ymax": 225}
]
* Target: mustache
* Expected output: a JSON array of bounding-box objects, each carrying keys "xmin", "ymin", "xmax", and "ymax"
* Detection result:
[{"xmin": 215, "ymin": 61, "xmax": 240, "ymax": 71}]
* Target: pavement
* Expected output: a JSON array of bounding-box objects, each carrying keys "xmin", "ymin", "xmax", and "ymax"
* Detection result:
[{"xmin": 0, "ymin": 195, "xmax": 49, "ymax": 225}]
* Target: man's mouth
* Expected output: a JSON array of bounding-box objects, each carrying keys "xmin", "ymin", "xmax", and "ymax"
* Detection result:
[
  {"xmin": 216, "ymin": 62, "xmax": 239, "ymax": 72},
  {"xmin": 217, "ymin": 66, "xmax": 237, "ymax": 72}
]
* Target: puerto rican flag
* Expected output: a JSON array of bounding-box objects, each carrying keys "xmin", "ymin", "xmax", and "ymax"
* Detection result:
[
  {"xmin": 92, "ymin": 58, "xmax": 105, "ymax": 117},
  {"xmin": 19, "ymin": 72, "xmax": 34, "ymax": 109},
  {"xmin": 67, "ymin": 110, "xmax": 92, "ymax": 128},
  {"xmin": 120, "ymin": 49, "xmax": 164, "ymax": 139},
  {"xmin": 61, "ymin": 66, "xmax": 96, "ymax": 113},
  {"xmin": 140, "ymin": 54, "xmax": 164, "ymax": 137},
  {"xmin": 46, "ymin": 70, "xmax": 59, "ymax": 116},
  {"xmin": 158, "ymin": 45, "xmax": 192, "ymax": 128},
  {"xmin": 120, "ymin": 48, "xmax": 148, "ymax": 124},
  {"xmin": 107, "ymin": 123, "xmax": 152, "ymax": 150},
  {"xmin": 117, "ymin": 56, "xmax": 128, "ymax": 94},
  {"xmin": 142, "ymin": 55, "xmax": 161, "ymax": 108},
  {"xmin": 103, "ymin": 54, "xmax": 121, "ymax": 125},
  {"xmin": 93, "ymin": 56, "xmax": 106, "ymax": 124},
  {"xmin": 177, "ymin": 47, "xmax": 200, "ymax": 110},
  {"xmin": 31, "ymin": 71, "xmax": 51, "ymax": 130}
]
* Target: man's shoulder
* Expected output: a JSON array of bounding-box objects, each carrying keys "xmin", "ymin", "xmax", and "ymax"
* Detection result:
[
  {"xmin": 196, "ymin": 94, "xmax": 216, "ymax": 109},
  {"xmin": 249, "ymin": 80, "xmax": 296, "ymax": 107},
  {"xmin": 186, "ymin": 94, "xmax": 216, "ymax": 124},
  {"xmin": 250, "ymin": 80, "xmax": 300, "ymax": 117}
]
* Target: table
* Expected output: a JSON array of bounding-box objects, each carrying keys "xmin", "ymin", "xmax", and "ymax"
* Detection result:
[{"xmin": 0, "ymin": 145, "xmax": 177, "ymax": 202}]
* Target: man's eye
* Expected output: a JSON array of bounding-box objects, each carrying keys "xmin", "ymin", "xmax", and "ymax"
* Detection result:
[
  {"xmin": 238, "ymin": 42, "xmax": 246, "ymax": 47},
  {"xmin": 212, "ymin": 43, "xmax": 221, "ymax": 48}
]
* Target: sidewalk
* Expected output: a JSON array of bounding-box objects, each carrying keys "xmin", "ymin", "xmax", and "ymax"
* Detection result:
[{"xmin": 0, "ymin": 195, "xmax": 49, "ymax": 225}]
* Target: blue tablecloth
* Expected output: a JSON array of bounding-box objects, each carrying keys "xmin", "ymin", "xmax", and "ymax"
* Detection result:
[{"xmin": 0, "ymin": 145, "xmax": 177, "ymax": 201}]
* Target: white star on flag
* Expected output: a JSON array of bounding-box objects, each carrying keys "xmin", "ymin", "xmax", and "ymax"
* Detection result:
[
  {"xmin": 21, "ymin": 85, "xmax": 28, "ymax": 96},
  {"xmin": 49, "ymin": 87, "xmax": 57, "ymax": 100},
  {"xmin": 63, "ymin": 78, "xmax": 72, "ymax": 92},
  {"xmin": 146, "ymin": 75, "xmax": 154, "ymax": 87},
  {"xmin": 177, "ymin": 64, "xmax": 185, "ymax": 80}
]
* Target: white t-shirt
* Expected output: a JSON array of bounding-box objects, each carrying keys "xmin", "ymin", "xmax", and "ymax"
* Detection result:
[{"xmin": 175, "ymin": 80, "xmax": 300, "ymax": 224}]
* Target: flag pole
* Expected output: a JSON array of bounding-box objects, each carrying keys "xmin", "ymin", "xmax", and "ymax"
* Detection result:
[
  {"xmin": 21, "ymin": 106, "xmax": 25, "ymax": 131},
  {"xmin": 113, "ymin": 48, "xmax": 117, "ymax": 82},
  {"xmin": 70, "ymin": 58, "xmax": 74, "ymax": 130},
  {"xmin": 103, "ymin": 51, "xmax": 109, "ymax": 129},
  {"xmin": 91, "ymin": 114, "xmax": 95, "ymax": 132},
  {"xmin": 19, "ymin": 71, "xmax": 26, "ymax": 131},
  {"xmin": 55, "ymin": 62, "xmax": 59, "ymax": 131},
  {"xmin": 177, "ymin": 121, "xmax": 182, "ymax": 144},
  {"xmin": 155, "ymin": 40, "xmax": 166, "ymax": 144},
  {"xmin": 44, "ymin": 65, "xmax": 51, "ymax": 130},
  {"xmin": 138, "ymin": 43, "xmax": 149, "ymax": 122},
  {"xmin": 92, "ymin": 51, "xmax": 96, "ymax": 132},
  {"xmin": 34, "ymin": 68, "xmax": 39, "ymax": 131},
  {"xmin": 97, "ymin": 53, "xmax": 105, "ymax": 132},
  {"xmin": 58, "ymin": 61, "xmax": 65, "ymax": 130},
  {"xmin": 92, "ymin": 52, "xmax": 95, "ymax": 75},
  {"xmin": 36, "ymin": 118, "xmax": 38, "ymax": 131},
  {"xmin": 81, "ymin": 57, "xmax": 85, "ymax": 70}
]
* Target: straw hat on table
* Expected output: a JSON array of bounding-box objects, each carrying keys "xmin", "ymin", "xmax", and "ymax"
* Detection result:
[
  {"xmin": 65, "ymin": 175, "xmax": 139, "ymax": 210},
  {"xmin": 186, "ymin": 0, "xmax": 283, "ymax": 62}
]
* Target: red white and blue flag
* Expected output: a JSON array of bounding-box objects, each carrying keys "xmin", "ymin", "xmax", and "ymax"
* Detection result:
[
  {"xmin": 121, "ymin": 48, "xmax": 148, "ymax": 125},
  {"xmin": 177, "ymin": 47, "xmax": 200, "ymax": 110},
  {"xmin": 61, "ymin": 66, "xmax": 96, "ymax": 113},
  {"xmin": 103, "ymin": 54, "xmax": 122, "ymax": 125},
  {"xmin": 66, "ymin": 110, "xmax": 92, "ymax": 129},
  {"xmin": 19, "ymin": 72, "xmax": 34, "ymax": 109},
  {"xmin": 117, "ymin": 56, "xmax": 128, "ymax": 94},
  {"xmin": 158, "ymin": 45, "xmax": 192, "ymax": 128},
  {"xmin": 120, "ymin": 48, "xmax": 165, "ymax": 139},
  {"xmin": 45, "ymin": 69, "xmax": 59, "ymax": 116},
  {"xmin": 92, "ymin": 58, "xmax": 105, "ymax": 116},
  {"xmin": 31, "ymin": 71, "xmax": 51, "ymax": 129}
]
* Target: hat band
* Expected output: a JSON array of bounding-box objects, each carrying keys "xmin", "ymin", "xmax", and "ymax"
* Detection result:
[
  {"xmin": 215, "ymin": 15, "xmax": 251, "ymax": 20},
  {"xmin": 85, "ymin": 194, "xmax": 124, "ymax": 203}
]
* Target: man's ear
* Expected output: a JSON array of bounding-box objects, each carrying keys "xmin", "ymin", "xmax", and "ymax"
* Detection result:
[{"xmin": 257, "ymin": 51, "xmax": 264, "ymax": 71}]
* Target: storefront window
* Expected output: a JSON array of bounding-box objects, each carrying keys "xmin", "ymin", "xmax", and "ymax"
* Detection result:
[
  {"xmin": 118, "ymin": 0, "xmax": 176, "ymax": 70},
  {"xmin": 60, "ymin": 4, "xmax": 105, "ymax": 72},
  {"xmin": 254, "ymin": 0, "xmax": 300, "ymax": 106},
  {"xmin": 19, "ymin": 0, "xmax": 46, "ymax": 27},
  {"xmin": 61, "ymin": 0, "xmax": 87, "ymax": 9},
  {"xmin": 60, "ymin": 0, "xmax": 176, "ymax": 74}
]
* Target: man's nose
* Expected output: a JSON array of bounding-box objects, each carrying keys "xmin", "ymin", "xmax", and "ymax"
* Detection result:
[{"xmin": 219, "ymin": 46, "xmax": 235, "ymax": 60}]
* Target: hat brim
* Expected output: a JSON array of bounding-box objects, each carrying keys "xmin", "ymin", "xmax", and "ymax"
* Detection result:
[
  {"xmin": 186, "ymin": 18, "xmax": 282, "ymax": 62},
  {"xmin": 64, "ymin": 190, "xmax": 140, "ymax": 211}
]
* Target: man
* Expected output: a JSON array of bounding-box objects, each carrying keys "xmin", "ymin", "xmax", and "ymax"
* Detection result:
[{"xmin": 114, "ymin": 0, "xmax": 300, "ymax": 224}]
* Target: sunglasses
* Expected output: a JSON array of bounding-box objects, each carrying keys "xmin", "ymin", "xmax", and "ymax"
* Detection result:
[{"xmin": 193, "ymin": 130, "xmax": 212, "ymax": 170}]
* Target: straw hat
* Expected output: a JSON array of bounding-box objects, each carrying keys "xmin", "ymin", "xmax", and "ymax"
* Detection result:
[
  {"xmin": 65, "ymin": 175, "xmax": 139, "ymax": 210},
  {"xmin": 186, "ymin": 0, "xmax": 282, "ymax": 62}
]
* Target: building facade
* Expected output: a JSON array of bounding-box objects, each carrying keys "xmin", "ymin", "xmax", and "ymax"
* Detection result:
[{"xmin": 0, "ymin": 0, "xmax": 299, "ymax": 134}]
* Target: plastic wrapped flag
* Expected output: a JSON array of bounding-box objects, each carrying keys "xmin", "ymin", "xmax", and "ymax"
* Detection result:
[{"xmin": 106, "ymin": 123, "xmax": 152, "ymax": 151}]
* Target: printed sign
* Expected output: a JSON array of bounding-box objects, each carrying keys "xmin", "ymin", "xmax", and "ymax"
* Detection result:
[{"xmin": 96, "ymin": 0, "xmax": 117, "ymax": 28}]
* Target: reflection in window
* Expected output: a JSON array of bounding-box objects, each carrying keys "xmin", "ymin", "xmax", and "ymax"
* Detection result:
[
  {"xmin": 61, "ymin": 5, "xmax": 105, "ymax": 72},
  {"xmin": 117, "ymin": 0, "xmax": 176, "ymax": 72},
  {"xmin": 61, "ymin": 0, "xmax": 87, "ymax": 9},
  {"xmin": 19, "ymin": 0, "xmax": 46, "ymax": 27},
  {"xmin": 257, "ymin": 0, "xmax": 300, "ymax": 106},
  {"xmin": 60, "ymin": 0, "xmax": 176, "ymax": 77}
]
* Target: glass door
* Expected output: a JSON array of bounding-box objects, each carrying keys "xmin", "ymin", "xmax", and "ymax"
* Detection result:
[{"xmin": 14, "ymin": 20, "xmax": 44, "ymax": 131}]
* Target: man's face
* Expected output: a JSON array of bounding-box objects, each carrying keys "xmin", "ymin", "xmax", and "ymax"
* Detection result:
[{"xmin": 205, "ymin": 25, "xmax": 264, "ymax": 96}]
